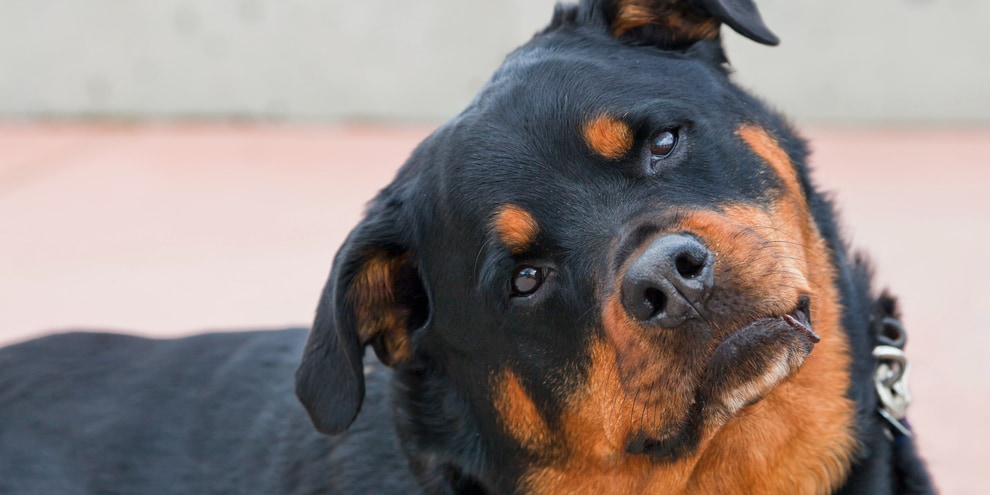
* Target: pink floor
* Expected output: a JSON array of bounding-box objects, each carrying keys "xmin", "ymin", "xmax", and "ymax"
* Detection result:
[{"xmin": 1, "ymin": 124, "xmax": 987, "ymax": 491}]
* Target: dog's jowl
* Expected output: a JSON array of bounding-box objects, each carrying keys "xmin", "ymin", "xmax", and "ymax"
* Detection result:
[{"xmin": 0, "ymin": 1, "xmax": 934, "ymax": 494}]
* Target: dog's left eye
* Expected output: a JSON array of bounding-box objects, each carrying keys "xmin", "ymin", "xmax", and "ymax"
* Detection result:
[
  {"xmin": 650, "ymin": 130, "xmax": 678, "ymax": 160},
  {"xmin": 511, "ymin": 265, "xmax": 545, "ymax": 296}
]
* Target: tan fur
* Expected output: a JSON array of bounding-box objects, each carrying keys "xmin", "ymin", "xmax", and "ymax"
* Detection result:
[
  {"xmin": 613, "ymin": 2, "xmax": 656, "ymax": 36},
  {"xmin": 611, "ymin": 0, "xmax": 720, "ymax": 42},
  {"xmin": 523, "ymin": 339, "xmax": 701, "ymax": 494},
  {"xmin": 582, "ymin": 115, "xmax": 634, "ymax": 160},
  {"xmin": 684, "ymin": 125, "xmax": 859, "ymax": 494},
  {"xmin": 348, "ymin": 252, "xmax": 412, "ymax": 365},
  {"xmin": 493, "ymin": 204, "xmax": 540, "ymax": 254},
  {"xmin": 493, "ymin": 370, "xmax": 553, "ymax": 451},
  {"xmin": 738, "ymin": 125, "xmax": 803, "ymax": 195},
  {"xmin": 517, "ymin": 125, "xmax": 857, "ymax": 494}
]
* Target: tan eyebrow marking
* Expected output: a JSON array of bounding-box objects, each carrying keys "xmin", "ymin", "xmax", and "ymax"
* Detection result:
[
  {"xmin": 493, "ymin": 204, "xmax": 539, "ymax": 253},
  {"xmin": 583, "ymin": 115, "xmax": 634, "ymax": 160}
]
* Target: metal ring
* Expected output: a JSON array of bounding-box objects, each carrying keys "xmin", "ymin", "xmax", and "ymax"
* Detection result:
[
  {"xmin": 873, "ymin": 345, "xmax": 907, "ymax": 386},
  {"xmin": 873, "ymin": 345, "xmax": 912, "ymax": 420},
  {"xmin": 877, "ymin": 317, "xmax": 906, "ymax": 348}
]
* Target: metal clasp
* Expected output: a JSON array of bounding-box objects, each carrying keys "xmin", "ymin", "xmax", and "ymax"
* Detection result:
[{"xmin": 873, "ymin": 344, "xmax": 912, "ymax": 437}]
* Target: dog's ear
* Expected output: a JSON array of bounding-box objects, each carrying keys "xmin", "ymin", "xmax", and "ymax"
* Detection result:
[
  {"xmin": 581, "ymin": 0, "xmax": 778, "ymax": 48},
  {"xmin": 295, "ymin": 200, "xmax": 428, "ymax": 435}
]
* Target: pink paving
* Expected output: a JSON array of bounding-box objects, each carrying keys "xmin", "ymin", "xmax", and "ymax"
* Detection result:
[{"xmin": 1, "ymin": 124, "xmax": 987, "ymax": 492}]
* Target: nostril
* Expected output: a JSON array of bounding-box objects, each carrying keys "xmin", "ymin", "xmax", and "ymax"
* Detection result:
[
  {"xmin": 622, "ymin": 274, "xmax": 670, "ymax": 322},
  {"xmin": 642, "ymin": 287, "xmax": 667, "ymax": 319},
  {"xmin": 620, "ymin": 233, "xmax": 714, "ymax": 325},
  {"xmin": 675, "ymin": 252, "xmax": 706, "ymax": 279}
]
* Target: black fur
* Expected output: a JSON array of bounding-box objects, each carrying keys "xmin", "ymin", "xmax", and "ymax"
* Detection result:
[
  {"xmin": 0, "ymin": 1, "xmax": 933, "ymax": 493},
  {"xmin": 0, "ymin": 331, "xmax": 418, "ymax": 494}
]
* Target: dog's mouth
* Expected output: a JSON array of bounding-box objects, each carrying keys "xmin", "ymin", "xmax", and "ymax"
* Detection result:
[
  {"xmin": 717, "ymin": 295, "xmax": 819, "ymax": 345},
  {"xmin": 781, "ymin": 296, "xmax": 820, "ymax": 344},
  {"xmin": 625, "ymin": 296, "xmax": 820, "ymax": 460}
]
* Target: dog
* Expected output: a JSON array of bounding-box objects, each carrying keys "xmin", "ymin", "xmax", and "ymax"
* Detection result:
[{"xmin": 0, "ymin": 1, "xmax": 935, "ymax": 494}]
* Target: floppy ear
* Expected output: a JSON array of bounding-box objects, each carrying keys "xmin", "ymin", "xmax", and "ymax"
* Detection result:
[
  {"xmin": 583, "ymin": 0, "xmax": 779, "ymax": 48},
  {"xmin": 295, "ymin": 204, "xmax": 428, "ymax": 435}
]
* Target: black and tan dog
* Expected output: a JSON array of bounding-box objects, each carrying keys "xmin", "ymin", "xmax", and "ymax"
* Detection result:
[{"xmin": 0, "ymin": 1, "xmax": 934, "ymax": 494}]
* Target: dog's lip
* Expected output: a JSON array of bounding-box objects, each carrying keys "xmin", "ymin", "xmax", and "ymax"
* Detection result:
[
  {"xmin": 717, "ymin": 297, "xmax": 820, "ymax": 346},
  {"xmin": 782, "ymin": 296, "xmax": 820, "ymax": 343},
  {"xmin": 724, "ymin": 296, "xmax": 819, "ymax": 343}
]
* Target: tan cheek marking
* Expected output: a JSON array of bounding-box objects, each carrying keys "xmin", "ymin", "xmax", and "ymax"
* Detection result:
[
  {"xmin": 492, "ymin": 369, "xmax": 551, "ymax": 451},
  {"xmin": 348, "ymin": 252, "xmax": 412, "ymax": 365},
  {"xmin": 523, "ymin": 128, "xmax": 859, "ymax": 493},
  {"xmin": 525, "ymin": 242, "xmax": 856, "ymax": 495},
  {"xmin": 582, "ymin": 115, "xmax": 634, "ymax": 160},
  {"xmin": 687, "ymin": 262, "xmax": 857, "ymax": 494},
  {"xmin": 677, "ymin": 207, "xmax": 805, "ymax": 329},
  {"xmin": 524, "ymin": 339, "xmax": 700, "ymax": 495},
  {"xmin": 685, "ymin": 126, "xmax": 857, "ymax": 493},
  {"xmin": 525, "ymin": 224, "xmax": 856, "ymax": 494},
  {"xmin": 601, "ymin": 293, "xmax": 700, "ymax": 422},
  {"xmin": 493, "ymin": 205, "xmax": 539, "ymax": 254},
  {"xmin": 738, "ymin": 124, "xmax": 803, "ymax": 195}
]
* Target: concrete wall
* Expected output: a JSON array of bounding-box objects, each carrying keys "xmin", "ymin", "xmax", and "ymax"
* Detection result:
[
  {"xmin": 726, "ymin": 0, "xmax": 990, "ymax": 124},
  {"xmin": 1, "ymin": 0, "xmax": 987, "ymax": 123}
]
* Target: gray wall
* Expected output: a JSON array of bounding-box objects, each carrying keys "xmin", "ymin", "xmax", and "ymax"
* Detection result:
[{"xmin": 1, "ymin": 0, "xmax": 987, "ymax": 123}]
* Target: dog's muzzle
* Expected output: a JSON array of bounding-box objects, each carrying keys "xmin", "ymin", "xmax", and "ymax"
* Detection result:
[{"xmin": 620, "ymin": 233, "xmax": 715, "ymax": 328}]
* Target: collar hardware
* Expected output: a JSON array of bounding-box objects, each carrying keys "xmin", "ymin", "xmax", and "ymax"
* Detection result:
[{"xmin": 873, "ymin": 317, "xmax": 912, "ymax": 438}]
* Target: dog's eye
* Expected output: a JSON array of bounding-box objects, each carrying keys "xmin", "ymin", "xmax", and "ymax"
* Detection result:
[
  {"xmin": 650, "ymin": 130, "xmax": 678, "ymax": 160},
  {"xmin": 511, "ymin": 265, "xmax": 545, "ymax": 296}
]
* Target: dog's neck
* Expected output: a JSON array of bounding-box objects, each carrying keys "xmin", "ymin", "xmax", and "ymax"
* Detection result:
[{"xmin": 392, "ymin": 358, "xmax": 498, "ymax": 495}]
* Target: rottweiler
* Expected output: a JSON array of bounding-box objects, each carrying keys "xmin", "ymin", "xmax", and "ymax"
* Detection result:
[{"xmin": 0, "ymin": 0, "xmax": 935, "ymax": 494}]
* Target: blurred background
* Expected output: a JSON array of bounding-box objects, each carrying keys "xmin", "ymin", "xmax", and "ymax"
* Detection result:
[{"xmin": 1, "ymin": 0, "xmax": 987, "ymax": 492}]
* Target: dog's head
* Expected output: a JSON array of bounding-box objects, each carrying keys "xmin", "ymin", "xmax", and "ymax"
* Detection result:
[{"xmin": 297, "ymin": 1, "xmax": 858, "ymax": 493}]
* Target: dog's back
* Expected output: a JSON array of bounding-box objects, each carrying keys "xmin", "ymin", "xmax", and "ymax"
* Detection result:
[{"xmin": 0, "ymin": 330, "xmax": 418, "ymax": 494}]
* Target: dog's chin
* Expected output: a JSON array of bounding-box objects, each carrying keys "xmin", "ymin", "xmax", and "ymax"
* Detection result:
[{"xmin": 627, "ymin": 298, "xmax": 820, "ymax": 460}]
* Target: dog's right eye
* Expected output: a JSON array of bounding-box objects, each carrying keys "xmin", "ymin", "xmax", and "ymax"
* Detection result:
[
  {"xmin": 650, "ymin": 130, "xmax": 678, "ymax": 160},
  {"xmin": 511, "ymin": 265, "xmax": 545, "ymax": 296}
]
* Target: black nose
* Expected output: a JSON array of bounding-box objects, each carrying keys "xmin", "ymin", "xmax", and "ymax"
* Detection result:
[{"xmin": 620, "ymin": 234, "xmax": 714, "ymax": 327}]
